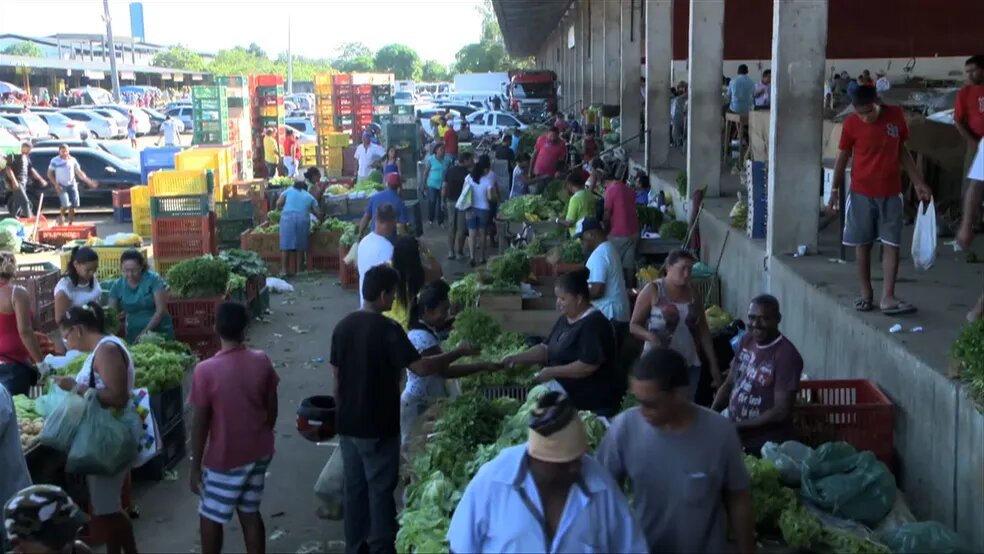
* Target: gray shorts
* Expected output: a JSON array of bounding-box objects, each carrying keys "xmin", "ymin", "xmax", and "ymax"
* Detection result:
[
  {"xmin": 843, "ymin": 191, "xmax": 903, "ymax": 247},
  {"xmin": 58, "ymin": 185, "xmax": 80, "ymax": 209},
  {"xmin": 447, "ymin": 202, "xmax": 466, "ymax": 237},
  {"xmin": 609, "ymin": 235, "xmax": 638, "ymax": 271}
]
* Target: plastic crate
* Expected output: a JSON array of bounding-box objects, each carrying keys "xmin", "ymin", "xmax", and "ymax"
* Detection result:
[
  {"xmin": 151, "ymin": 215, "xmax": 213, "ymax": 259},
  {"xmin": 333, "ymin": 74, "xmax": 352, "ymax": 85},
  {"xmin": 339, "ymin": 246, "xmax": 357, "ymax": 289},
  {"xmin": 309, "ymin": 230, "xmax": 342, "ymax": 255},
  {"xmin": 140, "ymin": 147, "xmax": 182, "ymax": 184},
  {"xmin": 693, "ymin": 275, "xmax": 721, "ymax": 307},
  {"xmin": 37, "ymin": 224, "xmax": 97, "ymax": 247},
  {"xmin": 240, "ymin": 231, "xmax": 281, "ymax": 261},
  {"xmin": 255, "ymin": 85, "xmax": 285, "ymax": 98},
  {"xmin": 168, "ymin": 296, "xmax": 224, "ymax": 332},
  {"xmin": 154, "ymin": 258, "xmax": 182, "ymax": 278},
  {"xmin": 150, "ymin": 195, "xmax": 211, "ymax": 218},
  {"xmin": 311, "ymin": 251, "xmax": 341, "ymax": 272},
  {"xmin": 90, "ymin": 247, "xmax": 150, "ymax": 281},
  {"xmin": 149, "ymin": 170, "xmax": 208, "ymax": 197},
  {"xmin": 480, "ymin": 385, "xmax": 532, "ymax": 402},
  {"xmin": 216, "ymin": 218, "xmax": 253, "ymax": 247},
  {"xmin": 253, "ymin": 74, "xmax": 284, "ymax": 87},
  {"xmin": 175, "ymin": 148, "xmax": 232, "ymax": 193},
  {"xmin": 192, "ymin": 130, "xmax": 231, "ymax": 145},
  {"xmin": 215, "ymin": 199, "xmax": 254, "ymax": 220},
  {"xmin": 13, "ymin": 262, "xmax": 59, "ymax": 328},
  {"xmin": 113, "ymin": 206, "xmax": 133, "ymax": 223},
  {"xmin": 177, "ymin": 329, "xmax": 222, "ymax": 360},
  {"xmin": 793, "ymin": 379, "xmax": 894, "ymax": 468},
  {"xmin": 112, "ymin": 189, "xmax": 131, "ymax": 208},
  {"xmin": 192, "ymin": 85, "xmax": 225, "ymax": 100},
  {"xmin": 132, "ymin": 420, "xmax": 186, "ymax": 482},
  {"xmin": 149, "ymin": 386, "xmax": 184, "ymax": 431}
]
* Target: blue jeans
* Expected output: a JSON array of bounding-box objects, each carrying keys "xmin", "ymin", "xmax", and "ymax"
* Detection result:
[
  {"xmin": 266, "ymin": 162, "xmax": 278, "ymax": 178},
  {"xmin": 0, "ymin": 362, "xmax": 36, "ymax": 396},
  {"xmin": 426, "ymin": 187, "xmax": 444, "ymax": 225},
  {"xmin": 339, "ymin": 435, "xmax": 399, "ymax": 554}
]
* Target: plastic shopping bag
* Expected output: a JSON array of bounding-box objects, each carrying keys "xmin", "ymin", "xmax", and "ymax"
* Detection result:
[
  {"xmin": 130, "ymin": 388, "xmax": 161, "ymax": 469},
  {"xmin": 65, "ymin": 390, "xmax": 138, "ymax": 475},
  {"xmin": 878, "ymin": 521, "xmax": 973, "ymax": 553},
  {"xmin": 801, "ymin": 442, "xmax": 896, "ymax": 527},
  {"xmin": 455, "ymin": 182, "xmax": 474, "ymax": 211},
  {"xmin": 37, "ymin": 386, "xmax": 86, "ymax": 452},
  {"xmin": 911, "ymin": 198, "xmax": 936, "ymax": 270},
  {"xmin": 313, "ymin": 446, "xmax": 344, "ymax": 520}
]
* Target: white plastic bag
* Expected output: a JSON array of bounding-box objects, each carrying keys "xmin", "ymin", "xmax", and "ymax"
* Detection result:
[
  {"xmin": 266, "ymin": 277, "xmax": 295, "ymax": 293},
  {"xmin": 911, "ymin": 199, "xmax": 936, "ymax": 270},
  {"xmin": 313, "ymin": 446, "xmax": 344, "ymax": 520}
]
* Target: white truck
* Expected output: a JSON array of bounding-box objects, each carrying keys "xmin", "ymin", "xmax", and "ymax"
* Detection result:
[{"xmin": 452, "ymin": 72, "xmax": 509, "ymax": 104}]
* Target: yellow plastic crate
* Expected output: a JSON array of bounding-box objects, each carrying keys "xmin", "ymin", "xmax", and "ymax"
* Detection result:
[
  {"xmin": 325, "ymin": 133, "xmax": 351, "ymax": 148},
  {"xmin": 153, "ymin": 258, "xmax": 182, "ymax": 278},
  {"xmin": 314, "ymin": 74, "xmax": 333, "ymax": 87},
  {"xmin": 61, "ymin": 246, "xmax": 150, "ymax": 282},
  {"xmin": 260, "ymin": 105, "xmax": 284, "ymax": 118},
  {"xmin": 301, "ymin": 144, "xmax": 317, "ymax": 156},
  {"xmin": 174, "ymin": 147, "xmax": 233, "ymax": 200},
  {"xmin": 130, "ymin": 186, "xmax": 151, "ymax": 236},
  {"xmin": 148, "ymin": 170, "xmax": 208, "ymax": 197}
]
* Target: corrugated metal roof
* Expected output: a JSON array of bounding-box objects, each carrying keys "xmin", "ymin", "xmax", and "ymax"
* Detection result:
[
  {"xmin": 493, "ymin": 0, "xmax": 574, "ymax": 58},
  {"xmin": 0, "ymin": 53, "xmax": 205, "ymax": 76}
]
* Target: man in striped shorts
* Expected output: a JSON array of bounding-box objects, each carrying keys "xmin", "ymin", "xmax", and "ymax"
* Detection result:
[{"xmin": 190, "ymin": 302, "xmax": 280, "ymax": 553}]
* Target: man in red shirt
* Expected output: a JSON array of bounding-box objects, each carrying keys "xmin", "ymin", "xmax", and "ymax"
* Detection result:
[
  {"xmin": 604, "ymin": 178, "xmax": 640, "ymax": 286},
  {"xmin": 955, "ymin": 55, "xmax": 984, "ymax": 230},
  {"xmin": 282, "ymin": 128, "xmax": 299, "ymax": 178},
  {"xmin": 828, "ymin": 85, "xmax": 931, "ymax": 315},
  {"xmin": 443, "ymin": 124, "xmax": 459, "ymax": 158},
  {"xmin": 529, "ymin": 127, "xmax": 567, "ymax": 179}
]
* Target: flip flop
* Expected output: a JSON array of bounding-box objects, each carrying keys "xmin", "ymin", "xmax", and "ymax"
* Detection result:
[
  {"xmin": 854, "ymin": 297, "xmax": 873, "ymax": 312},
  {"xmin": 881, "ymin": 301, "xmax": 917, "ymax": 316}
]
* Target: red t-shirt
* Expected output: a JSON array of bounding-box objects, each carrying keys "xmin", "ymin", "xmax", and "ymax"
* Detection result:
[
  {"xmin": 443, "ymin": 128, "xmax": 458, "ymax": 155},
  {"xmin": 533, "ymin": 135, "xmax": 567, "ymax": 176},
  {"xmin": 190, "ymin": 346, "xmax": 279, "ymax": 470},
  {"xmin": 283, "ymin": 135, "xmax": 298, "ymax": 159},
  {"xmin": 955, "ymin": 84, "xmax": 984, "ymax": 140},
  {"xmin": 838, "ymin": 105, "xmax": 909, "ymax": 197},
  {"xmin": 604, "ymin": 181, "xmax": 639, "ymax": 237}
]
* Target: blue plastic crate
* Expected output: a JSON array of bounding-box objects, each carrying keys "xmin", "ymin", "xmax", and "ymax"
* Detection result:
[
  {"xmin": 113, "ymin": 206, "xmax": 132, "ymax": 223},
  {"xmin": 140, "ymin": 147, "xmax": 183, "ymax": 185}
]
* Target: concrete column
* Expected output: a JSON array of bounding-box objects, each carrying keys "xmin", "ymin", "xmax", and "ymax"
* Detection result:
[
  {"xmin": 603, "ymin": 0, "xmax": 622, "ymax": 105},
  {"xmin": 686, "ymin": 0, "xmax": 724, "ymax": 197},
  {"xmin": 620, "ymin": 0, "xmax": 642, "ymax": 156},
  {"xmin": 590, "ymin": 0, "xmax": 605, "ymax": 103},
  {"xmin": 766, "ymin": 0, "xmax": 828, "ymax": 256},
  {"xmin": 579, "ymin": 1, "xmax": 590, "ymax": 109},
  {"xmin": 646, "ymin": 0, "xmax": 673, "ymax": 168}
]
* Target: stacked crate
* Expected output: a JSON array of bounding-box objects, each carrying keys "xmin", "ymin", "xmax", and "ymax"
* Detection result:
[
  {"xmin": 13, "ymin": 263, "xmax": 59, "ymax": 332},
  {"xmin": 214, "ymin": 198, "xmax": 255, "ymax": 250},
  {"xmin": 130, "ymin": 185, "xmax": 152, "ymax": 238},
  {"xmin": 112, "ymin": 189, "xmax": 131, "ymax": 223},
  {"xmin": 175, "ymin": 147, "xmax": 234, "ymax": 203},
  {"xmin": 216, "ymin": 75, "xmax": 253, "ymax": 181},
  {"xmin": 148, "ymin": 169, "xmax": 216, "ymax": 278},
  {"xmin": 745, "ymin": 160, "xmax": 768, "ymax": 240},
  {"xmin": 249, "ymin": 74, "xmax": 286, "ymax": 178},
  {"xmin": 191, "ymin": 85, "xmax": 230, "ymax": 145},
  {"xmin": 139, "ymin": 147, "xmax": 182, "ymax": 185}
]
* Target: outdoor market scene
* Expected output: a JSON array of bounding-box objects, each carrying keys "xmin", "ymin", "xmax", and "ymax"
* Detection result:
[{"xmin": 1, "ymin": 1, "xmax": 983, "ymax": 553}]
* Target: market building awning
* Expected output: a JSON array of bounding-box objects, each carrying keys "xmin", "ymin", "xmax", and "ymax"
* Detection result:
[{"xmin": 492, "ymin": 0, "xmax": 574, "ymax": 58}]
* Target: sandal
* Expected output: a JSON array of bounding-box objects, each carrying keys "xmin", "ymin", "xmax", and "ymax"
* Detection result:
[
  {"xmin": 881, "ymin": 300, "xmax": 917, "ymax": 316},
  {"xmin": 854, "ymin": 297, "xmax": 873, "ymax": 312}
]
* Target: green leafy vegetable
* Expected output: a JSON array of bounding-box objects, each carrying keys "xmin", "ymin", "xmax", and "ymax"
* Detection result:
[
  {"xmin": 13, "ymin": 395, "xmax": 38, "ymax": 420},
  {"xmin": 446, "ymin": 308, "xmax": 502, "ymax": 348},
  {"xmin": 267, "ymin": 210, "xmax": 282, "ymax": 224},
  {"xmin": 268, "ymin": 176, "xmax": 293, "ymax": 188},
  {"xmin": 488, "ymin": 250, "xmax": 531, "ymax": 285},
  {"xmin": 659, "ymin": 220, "xmax": 688, "ymax": 241},
  {"xmin": 559, "ymin": 240, "xmax": 585, "ymax": 263},
  {"xmin": 497, "ymin": 195, "xmax": 558, "ymax": 222},
  {"xmin": 219, "ymin": 249, "xmax": 268, "ymax": 278},
  {"xmin": 166, "ymin": 256, "xmax": 230, "ymax": 298},
  {"xmin": 227, "ymin": 274, "xmax": 247, "ymax": 294},
  {"xmin": 954, "ymin": 318, "xmax": 984, "ymax": 407}
]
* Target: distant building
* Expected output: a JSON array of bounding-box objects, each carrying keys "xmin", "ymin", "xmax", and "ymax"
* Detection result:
[{"xmin": 0, "ymin": 33, "xmax": 214, "ymax": 66}]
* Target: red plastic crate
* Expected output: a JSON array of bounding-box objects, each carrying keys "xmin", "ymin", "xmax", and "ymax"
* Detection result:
[
  {"xmin": 176, "ymin": 329, "xmax": 222, "ymax": 360},
  {"xmin": 530, "ymin": 256, "xmax": 552, "ymax": 277},
  {"xmin": 253, "ymin": 74, "xmax": 284, "ymax": 87},
  {"xmin": 151, "ymin": 215, "xmax": 214, "ymax": 259},
  {"xmin": 257, "ymin": 96, "xmax": 284, "ymax": 107},
  {"xmin": 240, "ymin": 231, "xmax": 281, "ymax": 262},
  {"xmin": 112, "ymin": 189, "xmax": 131, "ymax": 208},
  {"xmin": 333, "ymin": 74, "xmax": 352, "ymax": 85},
  {"xmin": 14, "ymin": 262, "xmax": 58, "ymax": 330},
  {"xmin": 356, "ymin": 105, "xmax": 373, "ymax": 117},
  {"xmin": 793, "ymin": 379, "xmax": 895, "ymax": 469},
  {"xmin": 355, "ymin": 84, "xmax": 372, "ymax": 95},
  {"xmin": 168, "ymin": 296, "xmax": 224, "ymax": 332},
  {"xmin": 335, "ymin": 97, "xmax": 353, "ymax": 110},
  {"xmin": 311, "ymin": 252, "xmax": 341, "ymax": 272},
  {"xmin": 334, "ymin": 84, "xmax": 353, "ymax": 96},
  {"xmin": 339, "ymin": 246, "xmax": 357, "ymax": 289},
  {"xmin": 37, "ymin": 224, "xmax": 97, "ymax": 247}
]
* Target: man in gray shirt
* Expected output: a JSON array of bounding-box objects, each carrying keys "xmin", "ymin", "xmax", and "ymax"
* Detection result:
[
  {"xmin": 596, "ymin": 346, "xmax": 756, "ymax": 554},
  {"xmin": 0, "ymin": 384, "xmax": 32, "ymax": 553}
]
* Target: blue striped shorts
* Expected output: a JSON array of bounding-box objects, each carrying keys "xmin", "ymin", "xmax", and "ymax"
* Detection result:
[{"xmin": 198, "ymin": 456, "xmax": 272, "ymax": 524}]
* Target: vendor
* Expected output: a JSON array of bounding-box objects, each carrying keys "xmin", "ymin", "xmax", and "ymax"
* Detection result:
[
  {"xmin": 276, "ymin": 179, "xmax": 321, "ymax": 277},
  {"xmin": 0, "ymin": 251, "xmax": 45, "ymax": 395},
  {"xmin": 303, "ymin": 167, "xmax": 324, "ymax": 198},
  {"xmin": 54, "ymin": 246, "xmax": 102, "ymax": 325},
  {"xmin": 400, "ymin": 282, "xmax": 501, "ymax": 443},
  {"xmin": 558, "ymin": 170, "xmax": 595, "ymax": 237},
  {"xmin": 502, "ymin": 269, "xmax": 622, "ymax": 416},
  {"xmin": 108, "ymin": 249, "xmax": 174, "ymax": 343}
]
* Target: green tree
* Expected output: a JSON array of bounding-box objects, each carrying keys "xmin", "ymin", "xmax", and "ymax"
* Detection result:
[
  {"xmin": 246, "ymin": 42, "xmax": 267, "ymax": 59},
  {"xmin": 421, "ymin": 60, "xmax": 449, "ymax": 82},
  {"xmin": 208, "ymin": 46, "xmax": 275, "ymax": 76},
  {"xmin": 331, "ymin": 42, "xmax": 374, "ymax": 73},
  {"xmin": 374, "ymin": 44, "xmax": 422, "ymax": 81},
  {"xmin": 453, "ymin": 0, "xmax": 534, "ymax": 73},
  {"xmin": 2, "ymin": 42, "xmax": 43, "ymax": 58},
  {"xmin": 151, "ymin": 45, "xmax": 206, "ymax": 71}
]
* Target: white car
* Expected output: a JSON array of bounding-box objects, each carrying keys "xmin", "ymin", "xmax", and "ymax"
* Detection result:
[
  {"xmin": 0, "ymin": 113, "xmax": 50, "ymax": 140},
  {"xmin": 85, "ymin": 104, "xmax": 152, "ymax": 135},
  {"xmin": 36, "ymin": 112, "xmax": 87, "ymax": 140},
  {"xmin": 463, "ymin": 110, "xmax": 527, "ymax": 137},
  {"xmin": 60, "ymin": 109, "xmax": 121, "ymax": 140},
  {"xmin": 394, "ymin": 91, "xmax": 416, "ymax": 106}
]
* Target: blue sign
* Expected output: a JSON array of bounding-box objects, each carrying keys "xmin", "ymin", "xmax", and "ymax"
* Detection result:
[{"xmin": 129, "ymin": 3, "xmax": 145, "ymax": 42}]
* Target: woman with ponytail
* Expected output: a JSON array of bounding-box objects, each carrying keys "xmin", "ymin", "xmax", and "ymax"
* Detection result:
[
  {"xmin": 0, "ymin": 251, "xmax": 45, "ymax": 395},
  {"xmin": 54, "ymin": 246, "xmax": 101, "ymax": 325}
]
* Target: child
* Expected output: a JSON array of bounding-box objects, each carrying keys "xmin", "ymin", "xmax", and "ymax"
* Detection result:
[
  {"xmin": 510, "ymin": 154, "xmax": 531, "ymax": 198},
  {"xmin": 190, "ymin": 302, "xmax": 279, "ymax": 554}
]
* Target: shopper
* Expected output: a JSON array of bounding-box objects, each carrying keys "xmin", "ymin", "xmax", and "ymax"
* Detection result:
[
  {"xmin": 443, "ymin": 153, "xmax": 472, "ymax": 260},
  {"xmin": 712, "ymin": 295, "xmax": 804, "ymax": 453},
  {"xmin": 423, "ymin": 143, "xmax": 452, "ymax": 227},
  {"xmin": 727, "ymin": 64, "xmax": 755, "ymax": 115},
  {"xmin": 448, "ymin": 391, "xmax": 646, "ymax": 554},
  {"xmin": 957, "ymin": 136, "xmax": 984, "ymax": 322},
  {"xmin": 529, "ymin": 126, "xmax": 567, "ymax": 179},
  {"xmin": 357, "ymin": 173, "xmax": 409, "ymax": 238},
  {"xmin": 330, "ymin": 265, "xmax": 475, "ymax": 554},
  {"xmin": 509, "ymin": 154, "xmax": 530, "ymax": 198},
  {"xmin": 46, "ymin": 145, "xmax": 98, "ymax": 226},
  {"xmin": 282, "ymin": 128, "xmax": 299, "ymax": 178},
  {"xmin": 54, "ymin": 303, "xmax": 138, "ymax": 554},
  {"xmin": 158, "ymin": 115, "xmax": 181, "ymax": 147},
  {"xmin": 503, "ymin": 269, "xmax": 622, "ymax": 416},
  {"xmin": 1, "ymin": 385, "xmax": 32, "ymax": 554},
  {"xmin": 263, "ymin": 129, "xmax": 281, "ymax": 179},
  {"xmin": 464, "ymin": 158, "xmax": 498, "ymax": 266},
  {"xmin": 827, "ymin": 85, "xmax": 931, "ymax": 315},
  {"xmin": 629, "ymin": 249, "xmax": 722, "ymax": 399},
  {"xmin": 597, "ymin": 346, "xmax": 755, "ymax": 554},
  {"xmin": 356, "ymin": 204, "xmax": 397, "ymax": 308},
  {"xmin": 190, "ymin": 302, "xmax": 279, "ymax": 554},
  {"xmin": 382, "ymin": 146, "xmax": 400, "ymax": 181},
  {"xmin": 0, "ymin": 251, "xmax": 45, "ymax": 396},
  {"xmin": 276, "ymin": 179, "xmax": 322, "ymax": 277},
  {"xmin": 604, "ymin": 177, "xmax": 640, "ymax": 287},
  {"xmin": 400, "ymin": 282, "xmax": 501, "ymax": 442},
  {"xmin": 4, "ymin": 142, "xmax": 47, "ymax": 218},
  {"xmin": 54, "ymin": 246, "xmax": 102, "ymax": 326},
  {"xmin": 559, "ymin": 170, "xmax": 595, "ymax": 237},
  {"xmin": 354, "ymin": 133, "xmax": 386, "ymax": 180},
  {"xmin": 577, "ymin": 218, "xmax": 630, "ymax": 348},
  {"xmin": 126, "ymin": 110, "xmax": 138, "ymax": 149},
  {"xmin": 108, "ymin": 249, "xmax": 174, "ymax": 343},
  {"xmin": 2, "ymin": 485, "xmax": 91, "ymax": 554},
  {"xmin": 443, "ymin": 123, "xmax": 459, "ymax": 159},
  {"xmin": 383, "ymin": 236, "xmax": 442, "ymax": 329}
]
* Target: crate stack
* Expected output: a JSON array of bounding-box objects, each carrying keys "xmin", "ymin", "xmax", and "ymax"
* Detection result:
[
  {"xmin": 130, "ymin": 185, "xmax": 152, "ymax": 238},
  {"xmin": 216, "ymin": 75, "xmax": 253, "ymax": 181},
  {"xmin": 13, "ymin": 263, "xmax": 59, "ymax": 331},
  {"xmin": 175, "ymin": 147, "xmax": 234, "ymax": 204},
  {"xmin": 112, "ymin": 189, "xmax": 132, "ymax": 223},
  {"xmin": 214, "ymin": 197, "xmax": 255, "ymax": 250},
  {"xmin": 332, "ymin": 73, "xmax": 355, "ymax": 138},
  {"xmin": 191, "ymin": 85, "xmax": 231, "ymax": 145},
  {"xmin": 249, "ymin": 74, "xmax": 286, "ymax": 178},
  {"xmin": 147, "ymin": 169, "xmax": 216, "ymax": 278}
]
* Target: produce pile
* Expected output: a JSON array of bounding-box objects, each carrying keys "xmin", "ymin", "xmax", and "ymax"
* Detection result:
[
  {"xmin": 268, "ymin": 176, "xmax": 294, "ymax": 188},
  {"xmin": 448, "ymin": 273, "xmax": 520, "ymax": 308},
  {"xmin": 731, "ymin": 192, "xmax": 749, "ymax": 230},
  {"xmin": 497, "ymin": 195, "xmax": 563, "ymax": 223},
  {"xmin": 443, "ymin": 308, "xmax": 533, "ymax": 392},
  {"xmin": 166, "ymin": 256, "xmax": 230, "ymax": 298},
  {"xmin": 545, "ymin": 239, "xmax": 585, "ymax": 265},
  {"xmin": 637, "ymin": 265, "xmax": 660, "ymax": 284},
  {"xmin": 219, "ymin": 249, "xmax": 267, "ymax": 278},
  {"xmin": 318, "ymin": 217, "xmax": 355, "ymax": 234},
  {"xmin": 705, "ymin": 305, "xmax": 733, "ymax": 334},
  {"xmin": 57, "ymin": 334, "xmax": 194, "ymax": 394},
  {"xmin": 487, "ymin": 250, "xmax": 531, "ymax": 286},
  {"xmin": 952, "ymin": 318, "xmax": 984, "ymax": 407},
  {"xmin": 659, "ymin": 220, "xmax": 689, "ymax": 241},
  {"xmin": 13, "ymin": 395, "xmax": 41, "ymax": 451},
  {"xmin": 636, "ymin": 206, "xmax": 664, "ymax": 231}
]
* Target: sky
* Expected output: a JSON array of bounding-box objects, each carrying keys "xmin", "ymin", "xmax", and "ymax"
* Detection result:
[{"xmin": 0, "ymin": 0, "xmax": 485, "ymax": 65}]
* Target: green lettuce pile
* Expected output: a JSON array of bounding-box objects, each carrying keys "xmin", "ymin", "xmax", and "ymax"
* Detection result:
[
  {"xmin": 54, "ymin": 336, "xmax": 194, "ymax": 395},
  {"xmin": 166, "ymin": 256, "xmax": 230, "ymax": 298}
]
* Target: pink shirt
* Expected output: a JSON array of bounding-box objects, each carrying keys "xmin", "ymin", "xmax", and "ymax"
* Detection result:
[
  {"xmin": 190, "ymin": 346, "xmax": 279, "ymax": 470},
  {"xmin": 533, "ymin": 135, "xmax": 567, "ymax": 176},
  {"xmin": 604, "ymin": 181, "xmax": 639, "ymax": 237}
]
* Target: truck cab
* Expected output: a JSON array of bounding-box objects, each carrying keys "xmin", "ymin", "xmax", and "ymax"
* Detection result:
[{"xmin": 508, "ymin": 70, "xmax": 558, "ymax": 115}]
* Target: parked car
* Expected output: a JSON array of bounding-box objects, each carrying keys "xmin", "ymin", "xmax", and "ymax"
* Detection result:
[
  {"xmin": 27, "ymin": 146, "xmax": 141, "ymax": 206},
  {"xmin": 464, "ymin": 110, "xmax": 527, "ymax": 137},
  {"xmin": 164, "ymin": 107, "xmax": 193, "ymax": 134},
  {"xmin": 0, "ymin": 128, "xmax": 19, "ymax": 154},
  {"xmin": 394, "ymin": 91, "xmax": 417, "ymax": 106},
  {"xmin": 59, "ymin": 109, "xmax": 120, "ymax": 140},
  {"xmin": 80, "ymin": 104, "xmax": 151, "ymax": 135},
  {"xmin": 0, "ymin": 113, "xmax": 50, "ymax": 140},
  {"xmin": 0, "ymin": 117, "xmax": 31, "ymax": 142},
  {"xmin": 84, "ymin": 108, "xmax": 129, "ymax": 136},
  {"xmin": 433, "ymin": 103, "xmax": 481, "ymax": 118},
  {"xmin": 141, "ymin": 107, "xmax": 184, "ymax": 135},
  {"xmin": 166, "ymin": 100, "xmax": 191, "ymax": 111},
  {"xmin": 285, "ymin": 117, "xmax": 316, "ymax": 136},
  {"xmin": 35, "ymin": 112, "xmax": 86, "ymax": 140},
  {"xmin": 34, "ymin": 139, "xmax": 137, "ymax": 162}
]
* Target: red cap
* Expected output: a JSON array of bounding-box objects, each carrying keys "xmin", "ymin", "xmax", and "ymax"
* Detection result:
[{"xmin": 386, "ymin": 173, "xmax": 401, "ymax": 187}]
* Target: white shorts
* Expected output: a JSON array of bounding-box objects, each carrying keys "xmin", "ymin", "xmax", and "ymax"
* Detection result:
[
  {"xmin": 87, "ymin": 468, "xmax": 129, "ymax": 516},
  {"xmin": 198, "ymin": 456, "xmax": 272, "ymax": 524},
  {"xmin": 58, "ymin": 185, "xmax": 80, "ymax": 209},
  {"xmin": 969, "ymin": 138, "xmax": 984, "ymax": 181}
]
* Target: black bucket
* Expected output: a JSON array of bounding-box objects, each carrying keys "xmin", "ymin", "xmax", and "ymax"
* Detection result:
[{"xmin": 296, "ymin": 395, "xmax": 337, "ymax": 443}]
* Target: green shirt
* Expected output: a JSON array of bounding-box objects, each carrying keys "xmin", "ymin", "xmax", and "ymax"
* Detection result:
[
  {"xmin": 109, "ymin": 271, "xmax": 174, "ymax": 343},
  {"xmin": 565, "ymin": 190, "xmax": 596, "ymax": 237}
]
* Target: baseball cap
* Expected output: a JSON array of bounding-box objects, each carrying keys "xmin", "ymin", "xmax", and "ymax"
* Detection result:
[
  {"xmin": 574, "ymin": 217, "xmax": 603, "ymax": 238},
  {"xmin": 385, "ymin": 172, "xmax": 401, "ymax": 187},
  {"xmin": 4, "ymin": 485, "xmax": 87, "ymax": 549}
]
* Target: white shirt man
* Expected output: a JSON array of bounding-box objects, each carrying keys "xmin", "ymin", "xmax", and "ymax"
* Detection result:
[
  {"xmin": 160, "ymin": 117, "xmax": 181, "ymax": 147},
  {"xmin": 354, "ymin": 140, "xmax": 386, "ymax": 179},
  {"xmin": 356, "ymin": 232, "xmax": 394, "ymax": 308}
]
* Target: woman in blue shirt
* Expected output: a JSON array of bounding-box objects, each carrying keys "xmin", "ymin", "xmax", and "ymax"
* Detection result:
[
  {"xmin": 382, "ymin": 146, "xmax": 400, "ymax": 180},
  {"xmin": 422, "ymin": 143, "xmax": 451, "ymax": 227},
  {"xmin": 277, "ymin": 180, "xmax": 322, "ymax": 276},
  {"xmin": 109, "ymin": 249, "xmax": 174, "ymax": 343}
]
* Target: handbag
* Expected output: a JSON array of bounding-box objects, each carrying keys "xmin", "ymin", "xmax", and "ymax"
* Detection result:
[{"xmin": 455, "ymin": 179, "xmax": 474, "ymax": 211}]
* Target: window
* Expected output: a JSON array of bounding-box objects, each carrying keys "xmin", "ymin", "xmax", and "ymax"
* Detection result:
[
  {"xmin": 75, "ymin": 152, "xmax": 107, "ymax": 177},
  {"xmin": 66, "ymin": 113, "xmax": 90, "ymax": 122},
  {"xmin": 497, "ymin": 114, "xmax": 520, "ymax": 127}
]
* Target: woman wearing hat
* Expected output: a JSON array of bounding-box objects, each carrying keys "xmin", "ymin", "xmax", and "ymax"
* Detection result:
[{"xmin": 447, "ymin": 391, "xmax": 646, "ymax": 553}]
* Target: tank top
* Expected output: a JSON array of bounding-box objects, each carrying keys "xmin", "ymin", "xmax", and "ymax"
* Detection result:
[
  {"xmin": 0, "ymin": 285, "xmax": 31, "ymax": 364},
  {"xmin": 76, "ymin": 335, "xmax": 135, "ymax": 391},
  {"xmin": 645, "ymin": 279, "xmax": 702, "ymax": 367}
]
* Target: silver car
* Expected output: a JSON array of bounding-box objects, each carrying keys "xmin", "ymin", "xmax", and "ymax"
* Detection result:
[
  {"xmin": 36, "ymin": 112, "xmax": 86, "ymax": 140},
  {"xmin": 87, "ymin": 109, "xmax": 129, "ymax": 137},
  {"xmin": 0, "ymin": 117, "xmax": 30, "ymax": 142},
  {"xmin": 60, "ymin": 109, "xmax": 121, "ymax": 140},
  {"xmin": 82, "ymin": 104, "xmax": 152, "ymax": 135},
  {"xmin": 0, "ymin": 113, "xmax": 50, "ymax": 140}
]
